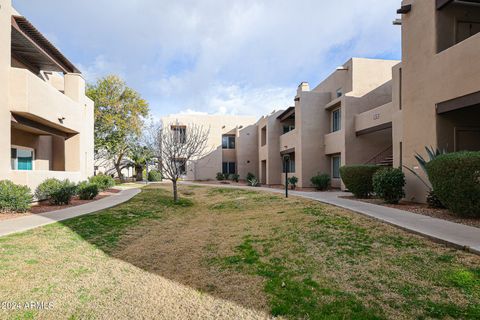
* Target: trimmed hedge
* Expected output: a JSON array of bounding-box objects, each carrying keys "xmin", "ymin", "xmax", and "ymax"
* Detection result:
[
  {"xmin": 426, "ymin": 151, "xmax": 480, "ymax": 217},
  {"xmin": 147, "ymin": 170, "xmax": 162, "ymax": 182},
  {"xmin": 373, "ymin": 168, "xmax": 405, "ymax": 204},
  {"xmin": 89, "ymin": 174, "xmax": 115, "ymax": 191},
  {"xmin": 77, "ymin": 182, "xmax": 99, "ymax": 200},
  {"xmin": 340, "ymin": 165, "xmax": 381, "ymax": 198},
  {"xmin": 35, "ymin": 178, "xmax": 77, "ymax": 205},
  {"xmin": 0, "ymin": 180, "xmax": 32, "ymax": 213},
  {"xmin": 310, "ymin": 173, "xmax": 330, "ymax": 191}
]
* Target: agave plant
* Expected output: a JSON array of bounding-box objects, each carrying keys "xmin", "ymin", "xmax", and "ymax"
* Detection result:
[{"xmin": 403, "ymin": 146, "xmax": 447, "ymax": 208}]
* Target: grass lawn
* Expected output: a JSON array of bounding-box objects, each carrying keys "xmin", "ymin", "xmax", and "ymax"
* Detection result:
[{"xmin": 0, "ymin": 185, "xmax": 479, "ymax": 319}]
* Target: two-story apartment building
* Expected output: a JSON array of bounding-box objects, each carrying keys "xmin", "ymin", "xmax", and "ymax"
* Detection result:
[
  {"xmin": 0, "ymin": 0, "xmax": 94, "ymax": 191},
  {"xmin": 259, "ymin": 58, "xmax": 398, "ymax": 189},
  {"xmin": 393, "ymin": 0, "xmax": 480, "ymax": 202},
  {"xmin": 160, "ymin": 114, "xmax": 258, "ymax": 181}
]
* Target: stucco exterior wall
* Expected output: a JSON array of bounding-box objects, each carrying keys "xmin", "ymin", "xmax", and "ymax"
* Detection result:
[
  {"xmin": 399, "ymin": 0, "xmax": 480, "ymax": 202},
  {"xmin": 160, "ymin": 114, "xmax": 257, "ymax": 181},
  {"xmin": 1, "ymin": 1, "xmax": 94, "ymax": 192}
]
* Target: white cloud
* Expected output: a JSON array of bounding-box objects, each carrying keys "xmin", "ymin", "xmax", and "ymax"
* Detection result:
[{"xmin": 14, "ymin": 0, "xmax": 402, "ymax": 117}]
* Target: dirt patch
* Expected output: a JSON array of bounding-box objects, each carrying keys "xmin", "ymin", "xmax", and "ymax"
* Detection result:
[{"xmin": 341, "ymin": 196, "xmax": 480, "ymax": 228}]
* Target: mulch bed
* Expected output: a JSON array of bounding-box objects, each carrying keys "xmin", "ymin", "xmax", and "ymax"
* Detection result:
[
  {"xmin": 0, "ymin": 189, "xmax": 119, "ymax": 222},
  {"xmin": 341, "ymin": 196, "xmax": 480, "ymax": 229}
]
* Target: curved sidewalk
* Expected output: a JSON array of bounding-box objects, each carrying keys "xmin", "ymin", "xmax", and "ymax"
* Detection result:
[
  {"xmin": 182, "ymin": 182, "xmax": 480, "ymax": 255},
  {"xmin": 0, "ymin": 188, "xmax": 141, "ymax": 237}
]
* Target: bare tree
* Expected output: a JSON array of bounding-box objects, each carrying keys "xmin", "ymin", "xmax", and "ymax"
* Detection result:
[{"xmin": 158, "ymin": 123, "xmax": 210, "ymax": 202}]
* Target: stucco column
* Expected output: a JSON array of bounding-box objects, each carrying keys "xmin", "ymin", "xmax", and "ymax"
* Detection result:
[
  {"xmin": 65, "ymin": 134, "xmax": 81, "ymax": 172},
  {"xmin": 0, "ymin": 0, "xmax": 12, "ymax": 181},
  {"xmin": 64, "ymin": 73, "xmax": 86, "ymax": 103}
]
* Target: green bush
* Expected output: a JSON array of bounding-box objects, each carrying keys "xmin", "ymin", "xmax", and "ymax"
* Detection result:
[
  {"xmin": 230, "ymin": 174, "xmax": 240, "ymax": 182},
  {"xmin": 0, "ymin": 180, "xmax": 32, "ymax": 213},
  {"xmin": 77, "ymin": 182, "xmax": 99, "ymax": 200},
  {"xmin": 288, "ymin": 176, "xmax": 298, "ymax": 188},
  {"xmin": 426, "ymin": 190, "xmax": 445, "ymax": 209},
  {"xmin": 147, "ymin": 170, "xmax": 162, "ymax": 182},
  {"xmin": 310, "ymin": 173, "xmax": 330, "ymax": 191},
  {"xmin": 426, "ymin": 151, "xmax": 480, "ymax": 217},
  {"xmin": 373, "ymin": 168, "xmax": 405, "ymax": 204},
  {"xmin": 89, "ymin": 174, "xmax": 115, "ymax": 191},
  {"xmin": 340, "ymin": 165, "xmax": 381, "ymax": 198},
  {"xmin": 216, "ymin": 172, "xmax": 226, "ymax": 181},
  {"xmin": 35, "ymin": 178, "xmax": 77, "ymax": 205},
  {"xmin": 246, "ymin": 172, "xmax": 255, "ymax": 182}
]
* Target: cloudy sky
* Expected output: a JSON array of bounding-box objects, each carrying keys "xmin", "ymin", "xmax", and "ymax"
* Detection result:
[{"xmin": 13, "ymin": 0, "xmax": 401, "ymax": 119}]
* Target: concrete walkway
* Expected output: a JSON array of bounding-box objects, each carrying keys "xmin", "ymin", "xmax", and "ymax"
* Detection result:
[
  {"xmin": 182, "ymin": 182, "xmax": 480, "ymax": 255},
  {"xmin": 0, "ymin": 188, "xmax": 141, "ymax": 237}
]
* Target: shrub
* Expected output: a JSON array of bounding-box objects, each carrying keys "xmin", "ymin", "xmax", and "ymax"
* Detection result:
[
  {"xmin": 89, "ymin": 174, "xmax": 115, "ymax": 191},
  {"xmin": 247, "ymin": 177, "xmax": 260, "ymax": 187},
  {"xmin": 288, "ymin": 176, "xmax": 298, "ymax": 189},
  {"xmin": 147, "ymin": 170, "xmax": 162, "ymax": 182},
  {"xmin": 426, "ymin": 190, "xmax": 445, "ymax": 209},
  {"xmin": 340, "ymin": 165, "xmax": 381, "ymax": 198},
  {"xmin": 230, "ymin": 174, "xmax": 240, "ymax": 182},
  {"xmin": 216, "ymin": 172, "xmax": 226, "ymax": 181},
  {"xmin": 310, "ymin": 173, "xmax": 330, "ymax": 191},
  {"xmin": 372, "ymin": 168, "xmax": 405, "ymax": 204},
  {"xmin": 246, "ymin": 172, "xmax": 256, "ymax": 182},
  {"xmin": 426, "ymin": 151, "xmax": 480, "ymax": 217},
  {"xmin": 77, "ymin": 182, "xmax": 99, "ymax": 200},
  {"xmin": 35, "ymin": 178, "xmax": 77, "ymax": 205},
  {"xmin": 0, "ymin": 180, "xmax": 32, "ymax": 213}
]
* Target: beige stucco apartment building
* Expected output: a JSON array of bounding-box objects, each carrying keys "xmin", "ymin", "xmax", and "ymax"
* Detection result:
[
  {"xmin": 0, "ymin": 0, "xmax": 94, "ymax": 191},
  {"xmin": 160, "ymin": 114, "xmax": 258, "ymax": 181},
  {"xmin": 392, "ymin": 0, "xmax": 480, "ymax": 202},
  {"xmin": 161, "ymin": 0, "xmax": 480, "ymax": 204},
  {"xmin": 258, "ymin": 58, "xmax": 398, "ymax": 189}
]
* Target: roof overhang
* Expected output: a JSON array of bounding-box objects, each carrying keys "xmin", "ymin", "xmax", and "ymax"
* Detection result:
[
  {"xmin": 276, "ymin": 107, "xmax": 295, "ymax": 122},
  {"xmin": 11, "ymin": 112, "xmax": 78, "ymax": 138},
  {"xmin": 437, "ymin": 0, "xmax": 480, "ymax": 10},
  {"xmin": 11, "ymin": 16, "xmax": 80, "ymax": 74},
  {"xmin": 436, "ymin": 90, "xmax": 480, "ymax": 114}
]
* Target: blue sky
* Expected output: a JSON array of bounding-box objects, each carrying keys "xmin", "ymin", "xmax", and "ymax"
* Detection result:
[{"xmin": 13, "ymin": 0, "xmax": 401, "ymax": 119}]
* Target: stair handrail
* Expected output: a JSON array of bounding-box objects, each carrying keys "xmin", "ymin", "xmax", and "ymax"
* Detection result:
[{"xmin": 364, "ymin": 145, "xmax": 393, "ymax": 165}]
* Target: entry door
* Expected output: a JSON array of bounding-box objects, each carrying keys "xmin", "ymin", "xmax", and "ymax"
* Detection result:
[{"xmin": 455, "ymin": 128, "xmax": 480, "ymax": 151}]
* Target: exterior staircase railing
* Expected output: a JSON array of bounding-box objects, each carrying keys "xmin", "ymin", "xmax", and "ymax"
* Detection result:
[{"xmin": 364, "ymin": 145, "xmax": 393, "ymax": 167}]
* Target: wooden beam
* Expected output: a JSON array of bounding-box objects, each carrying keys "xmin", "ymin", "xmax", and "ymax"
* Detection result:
[
  {"xmin": 356, "ymin": 122, "xmax": 392, "ymax": 136},
  {"xmin": 11, "ymin": 16, "xmax": 69, "ymax": 74},
  {"xmin": 397, "ymin": 4, "xmax": 412, "ymax": 14},
  {"xmin": 11, "ymin": 114, "xmax": 75, "ymax": 138},
  {"xmin": 437, "ymin": 90, "xmax": 480, "ymax": 114}
]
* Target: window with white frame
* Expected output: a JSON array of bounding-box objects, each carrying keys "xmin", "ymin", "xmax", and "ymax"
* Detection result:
[
  {"xmin": 11, "ymin": 146, "xmax": 34, "ymax": 171},
  {"xmin": 332, "ymin": 108, "xmax": 341, "ymax": 132},
  {"xmin": 332, "ymin": 155, "xmax": 341, "ymax": 179}
]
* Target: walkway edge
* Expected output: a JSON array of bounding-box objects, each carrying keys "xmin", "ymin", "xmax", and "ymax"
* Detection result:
[
  {"xmin": 0, "ymin": 188, "xmax": 141, "ymax": 237},
  {"xmin": 181, "ymin": 182, "xmax": 480, "ymax": 255}
]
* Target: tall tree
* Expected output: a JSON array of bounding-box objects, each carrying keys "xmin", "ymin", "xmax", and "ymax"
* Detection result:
[{"xmin": 87, "ymin": 75, "xmax": 149, "ymax": 181}]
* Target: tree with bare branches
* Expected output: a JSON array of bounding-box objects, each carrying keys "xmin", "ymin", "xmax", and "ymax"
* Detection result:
[{"xmin": 157, "ymin": 123, "xmax": 210, "ymax": 202}]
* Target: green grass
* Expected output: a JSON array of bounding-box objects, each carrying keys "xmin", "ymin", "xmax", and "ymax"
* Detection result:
[{"xmin": 0, "ymin": 185, "xmax": 479, "ymax": 319}]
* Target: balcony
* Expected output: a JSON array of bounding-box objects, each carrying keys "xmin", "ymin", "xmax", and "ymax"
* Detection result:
[
  {"xmin": 355, "ymin": 102, "xmax": 393, "ymax": 136},
  {"xmin": 279, "ymin": 129, "xmax": 297, "ymax": 153},
  {"xmin": 9, "ymin": 68, "xmax": 84, "ymax": 133},
  {"xmin": 324, "ymin": 130, "xmax": 343, "ymax": 155},
  {"xmin": 10, "ymin": 170, "xmax": 82, "ymax": 192}
]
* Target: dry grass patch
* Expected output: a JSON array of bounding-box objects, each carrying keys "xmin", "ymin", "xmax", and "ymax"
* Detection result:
[{"xmin": 0, "ymin": 185, "xmax": 478, "ymax": 319}]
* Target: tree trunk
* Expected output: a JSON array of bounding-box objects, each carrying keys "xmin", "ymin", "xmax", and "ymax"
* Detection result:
[
  {"xmin": 172, "ymin": 180, "xmax": 178, "ymax": 202},
  {"xmin": 115, "ymin": 164, "xmax": 124, "ymax": 183},
  {"xmin": 135, "ymin": 165, "xmax": 143, "ymax": 181}
]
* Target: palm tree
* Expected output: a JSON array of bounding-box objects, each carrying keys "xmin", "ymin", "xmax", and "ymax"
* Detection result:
[{"xmin": 128, "ymin": 144, "xmax": 154, "ymax": 181}]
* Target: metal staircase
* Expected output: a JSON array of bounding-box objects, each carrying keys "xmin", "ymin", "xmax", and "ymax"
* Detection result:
[{"xmin": 365, "ymin": 146, "xmax": 393, "ymax": 167}]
